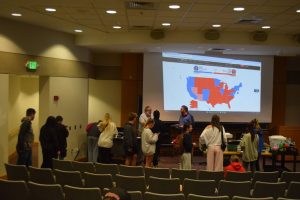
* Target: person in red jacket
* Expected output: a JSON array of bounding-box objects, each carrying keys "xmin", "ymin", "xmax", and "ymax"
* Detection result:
[{"xmin": 224, "ymin": 155, "xmax": 246, "ymax": 177}]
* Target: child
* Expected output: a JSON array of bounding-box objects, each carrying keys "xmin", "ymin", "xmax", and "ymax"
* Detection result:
[
  {"xmin": 180, "ymin": 123, "xmax": 193, "ymax": 169},
  {"xmin": 224, "ymin": 155, "xmax": 246, "ymax": 177}
]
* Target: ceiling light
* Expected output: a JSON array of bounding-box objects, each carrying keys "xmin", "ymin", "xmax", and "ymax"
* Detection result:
[
  {"xmin": 233, "ymin": 7, "xmax": 245, "ymax": 11},
  {"xmin": 106, "ymin": 10, "xmax": 117, "ymax": 14},
  {"xmin": 45, "ymin": 8, "xmax": 56, "ymax": 12},
  {"xmin": 262, "ymin": 26, "xmax": 271, "ymax": 29},
  {"xmin": 169, "ymin": 4, "xmax": 180, "ymax": 9},
  {"xmin": 212, "ymin": 24, "xmax": 221, "ymax": 28},
  {"xmin": 296, "ymin": 9, "xmax": 300, "ymax": 13},
  {"xmin": 11, "ymin": 13, "xmax": 22, "ymax": 17},
  {"xmin": 162, "ymin": 23, "xmax": 171, "ymax": 26},
  {"xmin": 74, "ymin": 29, "xmax": 83, "ymax": 33},
  {"xmin": 113, "ymin": 26, "xmax": 122, "ymax": 29}
]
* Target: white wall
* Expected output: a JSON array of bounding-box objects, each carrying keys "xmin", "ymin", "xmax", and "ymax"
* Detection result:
[
  {"xmin": 88, "ymin": 79, "xmax": 122, "ymax": 126},
  {"xmin": 0, "ymin": 74, "xmax": 9, "ymax": 175}
]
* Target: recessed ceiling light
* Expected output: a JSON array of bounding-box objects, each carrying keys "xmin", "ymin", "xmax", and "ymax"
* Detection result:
[
  {"xmin": 106, "ymin": 10, "xmax": 117, "ymax": 14},
  {"xmin": 45, "ymin": 8, "xmax": 56, "ymax": 12},
  {"xmin": 74, "ymin": 29, "xmax": 83, "ymax": 33},
  {"xmin": 169, "ymin": 4, "xmax": 180, "ymax": 9},
  {"xmin": 212, "ymin": 24, "xmax": 221, "ymax": 28},
  {"xmin": 233, "ymin": 7, "xmax": 245, "ymax": 11},
  {"xmin": 11, "ymin": 13, "xmax": 22, "ymax": 17},
  {"xmin": 162, "ymin": 22, "xmax": 171, "ymax": 26},
  {"xmin": 113, "ymin": 26, "xmax": 122, "ymax": 29},
  {"xmin": 296, "ymin": 9, "xmax": 300, "ymax": 13},
  {"xmin": 262, "ymin": 26, "xmax": 271, "ymax": 29}
]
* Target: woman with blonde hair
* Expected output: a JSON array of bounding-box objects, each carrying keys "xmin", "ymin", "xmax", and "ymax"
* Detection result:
[
  {"xmin": 98, "ymin": 113, "xmax": 117, "ymax": 163},
  {"xmin": 141, "ymin": 118, "xmax": 159, "ymax": 167}
]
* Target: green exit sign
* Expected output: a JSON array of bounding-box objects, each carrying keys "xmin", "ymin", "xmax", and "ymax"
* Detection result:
[{"xmin": 26, "ymin": 61, "xmax": 38, "ymax": 71}]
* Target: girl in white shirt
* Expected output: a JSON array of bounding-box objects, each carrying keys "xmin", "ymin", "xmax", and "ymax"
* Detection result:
[{"xmin": 200, "ymin": 115, "xmax": 226, "ymax": 171}]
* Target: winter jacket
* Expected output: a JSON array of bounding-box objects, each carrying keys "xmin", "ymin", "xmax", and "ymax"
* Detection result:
[{"xmin": 224, "ymin": 162, "xmax": 246, "ymax": 177}]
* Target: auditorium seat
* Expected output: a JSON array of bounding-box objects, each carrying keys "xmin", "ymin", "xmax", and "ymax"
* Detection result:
[
  {"xmin": 54, "ymin": 169, "xmax": 83, "ymax": 187},
  {"xmin": 252, "ymin": 171, "xmax": 279, "ymax": 188},
  {"xmin": 0, "ymin": 179, "xmax": 29, "ymax": 200},
  {"xmin": 83, "ymin": 172, "xmax": 113, "ymax": 190},
  {"xmin": 28, "ymin": 166, "xmax": 55, "ymax": 184},
  {"xmin": 252, "ymin": 181, "xmax": 286, "ymax": 199},
  {"xmin": 115, "ymin": 174, "xmax": 146, "ymax": 193},
  {"xmin": 277, "ymin": 198, "xmax": 299, "ymax": 200},
  {"xmin": 64, "ymin": 185, "xmax": 101, "ymax": 200},
  {"xmin": 232, "ymin": 196, "xmax": 274, "ymax": 200},
  {"xmin": 128, "ymin": 191, "xmax": 143, "ymax": 200},
  {"xmin": 187, "ymin": 194, "xmax": 230, "ymax": 200},
  {"xmin": 144, "ymin": 192, "xmax": 185, "ymax": 200},
  {"xmin": 183, "ymin": 179, "xmax": 217, "ymax": 196},
  {"xmin": 148, "ymin": 176, "xmax": 180, "ymax": 194},
  {"xmin": 286, "ymin": 181, "xmax": 300, "ymax": 199},
  {"xmin": 5, "ymin": 163, "xmax": 29, "ymax": 181},
  {"xmin": 171, "ymin": 168, "xmax": 197, "ymax": 184},
  {"xmin": 226, "ymin": 171, "xmax": 253, "ymax": 182},
  {"xmin": 72, "ymin": 161, "xmax": 95, "ymax": 173},
  {"xmin": 198, "ymin": 170, "xmax": 224, "ymax": 184},
  {"xmin": 94, "ymin": 163, "xmax": 119, "ymax": 181},
  {"xmin": 28, "ymin": 181, "xmax": 64, "ymax": 200},
  {"xmin": 144, "ymin": 167, "xmax": 170, "ymax": 184},
  {"xmin": 118, "ymin": 165, "xmax": 144, "ymax": 176},
  {"xmin": 52, "ymin": 159, "xmax": 74, "ymax": 171},
  {"xmin": 280, "ymin": 172, "xmax": 300, "ymax": 187},
  {"xmin": 218, "ymin": 180, "xmax": 251, "ymax": 198}
]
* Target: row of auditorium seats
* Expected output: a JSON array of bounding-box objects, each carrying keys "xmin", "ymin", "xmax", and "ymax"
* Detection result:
[{"xmin": 0, "ymin": 179, "xmax": 298, "ymax": 200}]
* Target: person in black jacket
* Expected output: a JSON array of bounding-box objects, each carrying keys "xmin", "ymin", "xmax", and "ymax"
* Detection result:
[
  {"xmin": 151, "ymin": 110, "xmax": 165, "ymax": 167},
  {"xmin": 40, "ymin": 116, "xmax": 59, "ymax": 168},
  {"xmin": 180, "ymin": 123, "xmax": 193, "ymax": 169},
  {"xmin": 16, "ymin": 108, "xmax": 36, "ymax": 167},
  {"xmin": 123, "ymin": 112, "xmax": 138, "ymax": 166},
  {"xmin": 55, "ymin": 116, "xmax": 69, "ymax": 160}
]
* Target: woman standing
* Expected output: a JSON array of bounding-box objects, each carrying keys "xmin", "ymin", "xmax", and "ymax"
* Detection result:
[
  {"xmin": 141, "ymin": 119, "xmax": 159, "ymax": 167},
  {"xmin": 39, "ymin": 116, "xmax": 59, "ymax": 168},
  {"xmin": 240, "ymin": 122, "xmax": 259, "ymax": 172},
  {"xmin": 98, "ymin": 113, "xmax": 118, "ymax": 163},
  {"xmin": 200, "ymin": 115, "xmax": 226, "ymax": 171},
  {"xmin": 180, "ymin": 123, "xmax": 193, "ymax": 169},
  {"xmin": 123, "ymin": 112, "xmax": 138, "ymax": 166}
]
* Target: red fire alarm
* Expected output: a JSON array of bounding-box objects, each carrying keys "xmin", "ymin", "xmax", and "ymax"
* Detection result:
[{"xmin": 53, "ymin": 96, "xmax": 59, "ymax": 101}]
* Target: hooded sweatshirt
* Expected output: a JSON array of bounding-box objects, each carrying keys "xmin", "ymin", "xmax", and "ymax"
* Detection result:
[{"xmin": 224, "ymin": 162, "xmax": 246, "ymax": 177}]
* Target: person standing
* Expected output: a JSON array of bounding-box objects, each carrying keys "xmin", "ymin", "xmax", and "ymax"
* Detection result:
[
  {"xmin": 142, "ymin": 119, "xmax": 159, "ymax": 167},
  {"xmin": 40, "ymin": 116, "xmax": 60, "ymax": 168},
  {"xmin": 16, "ymin": 108, "xmax": 36, "ymax": 167},
  {"xmin": 123, "ymin": 112, "xmax": 138, "ymax": 166},
  {"xmin": 240, "ymin": 123, "xmax": 259, "ymax": 172},
  {"xmin": 151, "ymin": 110, "xmax": 165, "ymax": 167},
  {"xmin": 139, "ymin": 106, "xmax": 152, "ymax": 132},
  {"xmin": 55, "ymin": 116, "xmax": 69, "ymax": 160},
  {"xmin": 199, "ymin": 115, "xmax": 226, "ymax": 171},
  {"xmin": 180, "ymin": 123, "xmax": 193, "ymax": 169},
  {"xmin": 252, "ymin": 118, "xmax": 263, "ymax": 171},
  {"xmin": 98, "ymin": 113, "xmax": 118, "ymax": 163},
  {"xmin": 179, "ymin": 105, "xmax": 194, "ymax": 128},
  {"xmin": 86, "ymin": 120, "xmax": 101, "ymax": 163}
]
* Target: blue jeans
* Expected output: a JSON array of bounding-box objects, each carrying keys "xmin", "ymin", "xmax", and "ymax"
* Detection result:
[
  {"xmin": 17, "ymin": 150, "xmax": 32, "ymax": 167},
  {"xmin": 88, "ymin": 136, "xmax": 99, "ymax": 163}
]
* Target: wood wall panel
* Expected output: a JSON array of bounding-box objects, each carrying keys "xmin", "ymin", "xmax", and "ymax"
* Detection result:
[{"xmin": 279, "ymin": 126, "xmax": 300, "ymax": 149}]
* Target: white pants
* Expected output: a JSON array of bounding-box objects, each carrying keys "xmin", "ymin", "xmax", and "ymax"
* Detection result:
[
  {"xmin": 180, "ymin": 153, "xmax": 192, "ymax": 170},
  {"xmin": 207, "ymin": 145, "xmax": 223, "ymax": 171}
]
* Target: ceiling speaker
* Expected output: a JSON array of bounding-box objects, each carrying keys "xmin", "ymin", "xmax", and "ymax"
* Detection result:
[
  {"xmin": 204, "ymin": 29, "xmax": 220, "ymax": 40},
  {"xmin": 294, "ymin": 34, "xmax": 300, "ymax": 44},
  {"xmin": 150, "ymin": 29, "xmax": 165, "ymax": 40},
  {"xmin": 252, "ymin": 31, "xmax": 268, "ymax": 41}
]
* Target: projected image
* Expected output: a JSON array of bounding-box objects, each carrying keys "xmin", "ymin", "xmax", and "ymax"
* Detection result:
[{"xmin": 162, "ymin": 52, "xmax": 261, "ymax": 112}]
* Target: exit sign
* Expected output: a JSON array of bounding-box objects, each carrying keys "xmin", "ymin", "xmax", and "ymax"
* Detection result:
[{"xmin": 26, "ymin": 61, "xmax": 38, "ymax": 71}]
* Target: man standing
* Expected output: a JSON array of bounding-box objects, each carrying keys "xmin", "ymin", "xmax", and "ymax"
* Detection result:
[
  {"xmin": 86, "ymin": 120, "xmax": 101, "ymax": 162},
  {"xmin": 179, "ymin": 105, "xmax": 194, "ymax": 127},
  {"xmin": 139, "ymin": 106, "xmax": 152, "ymax": 132},
  {"xmin": 55, "ymin": 116, "xmax": 69, "ymax": 160},
  {"xmin": 16, "ymin": 108, "xmax": 36, "ymax": 166}
]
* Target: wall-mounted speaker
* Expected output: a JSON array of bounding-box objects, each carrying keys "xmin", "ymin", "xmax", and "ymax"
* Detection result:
[
  {"xmin": 150, "ymin": 29, "xmax": 165, "ymax": 40},
  {"xmin": 252, "ymin": 31, "xmax": 268, "ymax": 41},
  {"xmin": 204, "ymin": 29, "xmax": 220, "ymax": 40}
]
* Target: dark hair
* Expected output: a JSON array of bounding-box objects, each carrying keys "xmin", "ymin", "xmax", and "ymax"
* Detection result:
[
  {"xmin": 153, "ymin": 110, "xmax": 160, "ymax": 119},
  {"xmin": 26, "ymin": 108, "xmax": 36, "ymax": 116},
  {"xmin": 128, "ymin": 112, "xmax": 137, "ymax": 121},
  {"xmin": 211, "ymin": 114, "xmax": 221, "ymax": 132},
  {"xmin": 181, "ymin": 105, "xmax": 188, "ymax": 112},
  {"xmin": 56, "ymin": 115, "xmax": 63, "ymax": 122},
  {"xmin": 183, "ymin": 123, "xmax": 191, "ymax": 132},
  {"xmin": 104, "ymin": 187, "xmax": 131, "ymax": 200},
  {"xmin": 249, "ymin": 121, "xmax": 256, "ymax": 142},
  {"xmin": 46, "ymin": 116, "xmax": 56, "ymax": 126}
]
